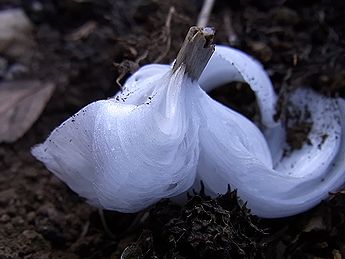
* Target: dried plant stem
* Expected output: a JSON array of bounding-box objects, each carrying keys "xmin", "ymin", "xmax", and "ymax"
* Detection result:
[
  {"xmin": 197, "ymin": 0, "xmax": 216, "ymax": 27},
  {"xmin": 154, "ymin": 6, "xmax": 175, "ymax": 63},
  {"xmin": 223, "ymin": 9, "xmax": 239, "ymax": 45},
  {"xmin": 173, "ymin": 27, "xmax": 215, "ymax": 81},
  {"xmin": 98, "ymin": 209, "xmax": 117, "ymax": 239}
]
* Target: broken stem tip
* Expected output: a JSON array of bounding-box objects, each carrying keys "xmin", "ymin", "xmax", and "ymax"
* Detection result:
[{"xmin": 173, "ymin": 26, "xmax": 215, "ymax": 81}]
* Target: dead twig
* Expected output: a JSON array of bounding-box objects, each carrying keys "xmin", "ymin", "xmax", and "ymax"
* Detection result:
[
  {"xmin": 119, "ymin": 211, "xmax": 150, "ymax": 238},
  {"xmin": 98, "ymin": 209, "xmax": 117, "ymax": 239},
  {"xmin": 72, "ymin": 220, "xmax": 90, "ymax": 246},
  {"xmin": 197, "ymin": 0, "xmax": 216, "ymax": 27},
  {"xmin": 67, "ymin": 21, "xmax": 97, "ymax": 41},
  {"xmin": 153, "ymin": 6, "xmax": 175, "ymax": 63},
  {"xmin": 223, "ymin": 9, "xmax": 239, "ymax": 46},
  {"xmin": 113, "ymin": 50, "xmax": 148, "ymax": 88}
]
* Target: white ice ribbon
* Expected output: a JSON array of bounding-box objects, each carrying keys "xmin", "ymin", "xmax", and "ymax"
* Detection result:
[
  {"xmin": 196, "ymin": 46, "xmax": 345, "ymax": 218},
  {"xmin": 32, "ymin": 45, "xmax": 345, "ymax": 218}
]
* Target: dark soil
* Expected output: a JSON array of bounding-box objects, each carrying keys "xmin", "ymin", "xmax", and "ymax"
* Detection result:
[{"xmin": 1, "ymin": 0, "xmax": 345, "ymax": 258}]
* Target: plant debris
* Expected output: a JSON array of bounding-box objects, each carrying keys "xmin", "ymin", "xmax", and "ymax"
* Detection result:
[
  {"xmin": 284, "ymin": 98, "xmax": 313, "ymax": 151},
  {"xmin": 124, "ymin": 188, "xmax": 266, "ymax": 259},
  {"xmin": 0, "ymin": 80, "xmax": 55, "ymax": 143},
  {"xmin": 0, "ymin": 8, "xmax": 34, "ymax": 58}
]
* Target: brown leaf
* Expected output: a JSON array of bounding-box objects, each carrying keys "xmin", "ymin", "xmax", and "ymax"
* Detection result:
[{"xmin": 0, "ymin": 80, "xmax": 55, "ymax": 143}]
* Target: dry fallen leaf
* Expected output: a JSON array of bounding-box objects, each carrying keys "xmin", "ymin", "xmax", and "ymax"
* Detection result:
[{"xmin": 0, "ymin": 80, "xmax": 55, "ymax": 143}]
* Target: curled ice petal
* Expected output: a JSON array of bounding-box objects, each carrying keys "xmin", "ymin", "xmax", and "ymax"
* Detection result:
[
  {"xmin": 31, "ymin": 100, "xmax": 107, "ymax": 204},
  {"xmin": 199, "ymin": 45, "xmax": 278, "ymax": 128},
  {"xmin": 197, "ymin": 89, "xmax": 273, "ymax": 169},
  {"xmin": 275, "ymin": 88, "xmax": 341, "ymax": 179},
  {"xmin": 196, "ymin": 45, "xmax": 345, "ymax": 217},
  {"xmin": 115, "ymin": 64, "xmax": 170, "ymax": 105},
  {"xmin": 32, "ymin": 67, "xmax": 200, "ymax": 212}
]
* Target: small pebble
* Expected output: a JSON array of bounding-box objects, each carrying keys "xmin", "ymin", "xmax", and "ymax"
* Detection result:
[{"xmin": 0, "ymin": 213, "xmax": 11, "ymax": 223}]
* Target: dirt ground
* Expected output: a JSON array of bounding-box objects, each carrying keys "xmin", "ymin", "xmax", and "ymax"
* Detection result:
[{"xmin": 0, "ymin": 0, "xmax": 344, "ymax": 258}]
